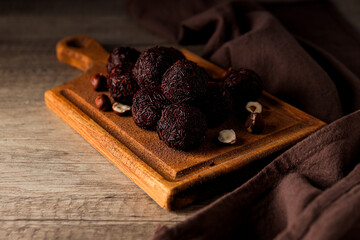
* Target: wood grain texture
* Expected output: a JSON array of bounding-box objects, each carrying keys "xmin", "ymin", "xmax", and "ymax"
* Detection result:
[
  {"xmin": 1, "ymin": 0, "xmax": 359, "ymax": 238},
  {"xmin": 45, "ymin": 35, "xmax": 325, "ymax": 210},
  {"xmin": 0, "ymin": 2, "xmax": 198, "ymax": 238},
  {"xmin": 0, "ymin": 221, "xmax": 163, "ymax": 240}
]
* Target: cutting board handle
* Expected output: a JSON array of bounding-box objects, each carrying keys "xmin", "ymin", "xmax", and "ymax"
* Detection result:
[{"xmin": 56, "ymin": 35, "xmax": 109, "ymax": 71}]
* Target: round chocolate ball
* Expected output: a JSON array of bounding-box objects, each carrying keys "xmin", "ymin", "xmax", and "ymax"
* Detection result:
[
  {"xmin": 162, "ymin": 59, "xmax": 209, "ymax": 104},
  {"xmin": 201, "ymin": 83, "xmax": 232, "ymax": 128},
  {"xmin": 107, "ymin": 62, "xmax": 139, "ymax": 104},
  {"xmin": 157, "ymin": 103, "xmax": 207, "ymax": 151},
  {"xmin": 132, "ymin": 89, "xmax": 169, "ymax": 131},
  {"xmin": 106, "ymin": 47, "xmax": 140, "ymax": 73},
  {"xmin": 133, "ymin": 46, "xmax": 185, "ymax": 93},
  {"xmin": 223, "ymin": 68, "xmax": 263, "ymax": 107}
]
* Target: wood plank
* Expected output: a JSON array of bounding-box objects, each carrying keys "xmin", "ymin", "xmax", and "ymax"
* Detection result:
[
  {"xmin": 45, "ymin": 35, "xmax": 325, "ymax": 210},
  {"xmin": 0, "ymin": 220, "xmax": 165, "ymax": 240}
]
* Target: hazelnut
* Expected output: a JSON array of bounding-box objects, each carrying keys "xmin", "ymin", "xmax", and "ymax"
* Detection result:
[
  {"xmin": 91, "ymin": 73, "xmax": 107, "ymax": 91},
  {"xmin": 245, "ymin": 101, "xmax": 262, "ymax": 114},
  {"xmin": 112, "ymin": 102, "xmax": 131, "ymax": 116},
  {"xmin": 218, "ymin": 129, "xmax": 236, "ymax": 144},
  {"xmin": 220, "ymin": 67, "xmax": 232, "ymax": 80},
  {"xmin": 95, "ymin": 94, "xmax": 112, "ymax": 111},
  {"xmin": 245, "ymin": 113, "xmax": 264, "ymax": 133}
]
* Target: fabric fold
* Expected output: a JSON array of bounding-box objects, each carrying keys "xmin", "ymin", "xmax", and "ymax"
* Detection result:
[
  {"xmin": 126, "ymin": 0, "xmax": 360, "ymax": 239},
  {"xmin": 150, "ymin": 110, "xmax": 360, "ymax": 240},
  {"xmin": 127, "ymin": 0, "xmax": 349, "ymax": 122}
]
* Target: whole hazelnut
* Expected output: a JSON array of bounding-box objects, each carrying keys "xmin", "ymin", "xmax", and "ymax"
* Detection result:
[
  {"xmin": 95, "ymin": 94, "xmax": 112, "ymax": 111},
  {"xmin": 245, "ymin": 113, "xmax": 264, "ymax": 133},
  {"xmin": 91, "ymin": 73, "xmax": 107, "ymax": 91},
  {"xmin": 220, "ymin": 67, "xmax": 232, "ymax": 80}
]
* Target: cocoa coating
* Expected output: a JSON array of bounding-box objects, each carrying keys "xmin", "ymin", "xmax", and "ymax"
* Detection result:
[
  {"xmin": 162, "ymin": 59, "xmax": 209, "ymax": 104},
  {"xmin": 106, "ymin": 47, "xmax": 140, "ymax": 73},
  {"xmin": 223, "ymin": 68, "xmax": 263, "ymax": 107},
  {"xmin": 157, "ymin": 103, "xmax": 207, "ymax": 151},
  {"xmin": 107, "ymin": 62, "xmax": 139, "ymax": 104},
  {"xmin": 132, "ymin": 89, "xmax": 169, "ymax": 131},
  {"xmin": 133, "ymin": 46, "xmax": 185, "ymax": 92},
  {"xmin": 201, "ymin": 83, "xmax": 232, "ymax": 128}
]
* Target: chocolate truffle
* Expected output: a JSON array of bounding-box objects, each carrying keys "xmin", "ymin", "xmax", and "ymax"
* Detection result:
[
  {"xmin": 223, "ymin": 68, "xmax": 263, "ymax": 107},
  {"xmin": 132, "ymin": 89, "xmax": 169, "ymax": 130},
  {"xmin": 107, "ymin": 62, "xmax": 139, "ymax": 104},
  {"xmin": 133, "ymin": 46, "xmax": 185, "ymax": 92},
  {"xmin": 162, "ymin": 59, "xmax": 209, "ymax": 104},
  {"xmin": 106, "ymin": 47, "xmax": 140, "ymax": 73},
  {"xmin": 157, "ymin": 103, "xmax": 207, "ymax": 151},
  {"xmin": 201, "ymin": 83, "xmax": 232, "ymax": 128}
]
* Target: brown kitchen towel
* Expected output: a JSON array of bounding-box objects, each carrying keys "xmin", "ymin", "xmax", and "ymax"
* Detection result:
[
  {"xmin": 127, "ymin": 0, "xmax": 360, "ymax": 123},
  {"xmin": 126, "ymin": 0, "xmax": 360, "ymax": 239},
  {"xmin": 151, "ymin": 109, "xmax": 360, "ymax": 239}
]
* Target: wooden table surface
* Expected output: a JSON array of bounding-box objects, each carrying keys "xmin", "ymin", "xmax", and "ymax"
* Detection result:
[{"xmin": 1, "ymin": 0, "xmax": 359, "ymax": 239}]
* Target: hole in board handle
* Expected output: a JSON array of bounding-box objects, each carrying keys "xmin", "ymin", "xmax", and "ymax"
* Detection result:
[{"xmin": 66, "ymin": 38, "xmax": 89, "ymax": 49}]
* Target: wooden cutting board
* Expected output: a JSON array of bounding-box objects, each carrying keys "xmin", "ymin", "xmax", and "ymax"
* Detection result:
[{"xmin": 45, "ymin": 35, "xmax": 325, "ymax": 210}]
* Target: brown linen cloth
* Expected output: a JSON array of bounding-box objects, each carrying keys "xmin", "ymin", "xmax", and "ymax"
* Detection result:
[
  {"xmin": 126, "ymin": 0, "xmax": 360, "ymax": 239},
  {"xmin": 152, "ymin": 110, "xmax": 360, "ymax": 239}
]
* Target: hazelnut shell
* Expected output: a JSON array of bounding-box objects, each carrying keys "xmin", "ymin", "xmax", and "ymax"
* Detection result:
[{"xmin": 245, "ymin": 113, "xmax": 265, "ymax": 134}]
